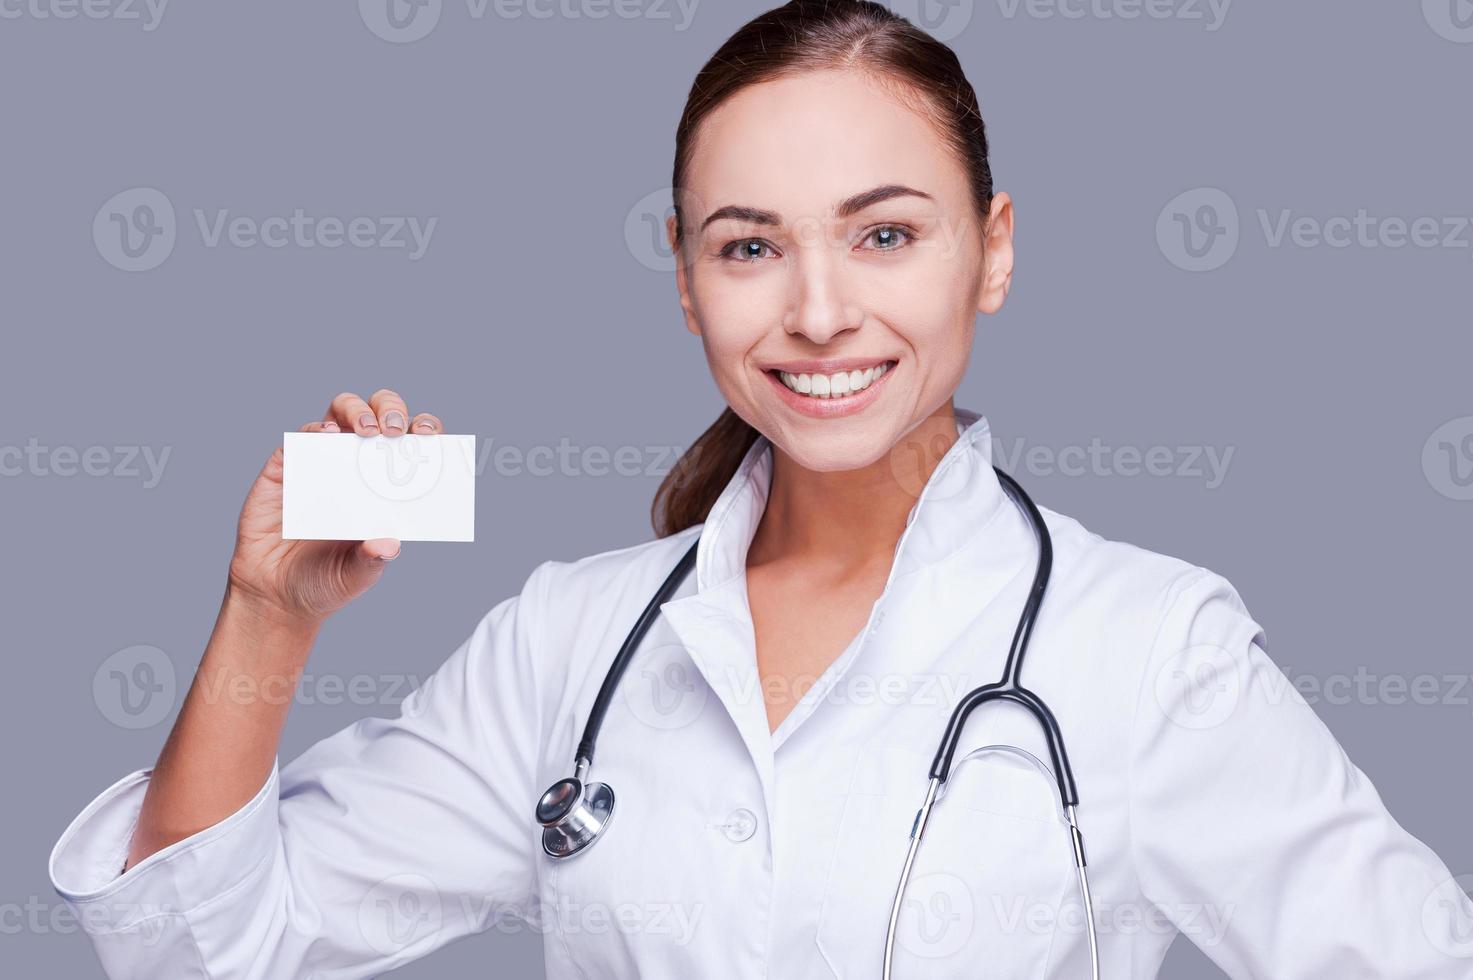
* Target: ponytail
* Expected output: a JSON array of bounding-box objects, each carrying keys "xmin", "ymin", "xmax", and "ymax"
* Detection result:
[{"xmin": 651, "ymin": 408, "xmax": 761, "ymax": 537}]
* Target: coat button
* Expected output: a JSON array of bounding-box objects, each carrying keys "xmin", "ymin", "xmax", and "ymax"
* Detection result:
[{"xmin": 722, "ymin": 807, "xmax": 758, "ymax": 843}]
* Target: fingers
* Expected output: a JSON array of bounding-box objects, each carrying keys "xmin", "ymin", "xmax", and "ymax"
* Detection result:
[
  {"xmin": 327, "ymin": 392, "xmax": 379, "ymax": 434},
  {"xmin": 321, "ymin": 390, "xmax": 443, "ymax": 437},
  {"xmin": 369, "ymin": 389, "xmax": 410, "ymax": 436},
  {"xmin": 299, "ymin": 419, "xmax": 341, "ymax": 433},
  {"xmin": 409, "ymin": 412, "xmax": 442, "ymax": 434}
]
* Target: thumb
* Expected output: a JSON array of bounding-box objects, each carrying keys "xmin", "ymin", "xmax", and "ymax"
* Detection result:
[
  {"xmin": 360, "ymin": 538, "xmax": 402, "ymax": 562},
  {"xmin": 344, "ymin": 537, "xmax": 401, "ymax": 593}
]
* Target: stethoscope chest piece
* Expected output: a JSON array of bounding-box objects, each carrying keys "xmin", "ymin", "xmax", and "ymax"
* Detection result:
[{"xmin": 537, "ymin": 776, "xmax": 615, "ymax": 859}]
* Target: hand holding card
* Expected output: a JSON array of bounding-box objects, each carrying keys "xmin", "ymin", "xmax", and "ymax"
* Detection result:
[{"xmin": 225, "ymin": 389, "xmax": 464, "ymax": 631}]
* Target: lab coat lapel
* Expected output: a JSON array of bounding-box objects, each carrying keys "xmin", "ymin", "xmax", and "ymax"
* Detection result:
[
  {"xmin": 658, "ymin": 434, "xmax": 778, "ymax": 815},
  {"xmin": 764, "ymin": 409, "xmax": 1024, "ymax": 742}
]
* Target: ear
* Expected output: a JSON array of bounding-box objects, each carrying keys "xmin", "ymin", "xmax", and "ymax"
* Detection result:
[
  {"xmin": 976, "ymin": 192, "xmax": 1015, "ymax": 316},
  {"xmin": 669, "ymin": 214, "xmax": 702, "ymax": 337}
]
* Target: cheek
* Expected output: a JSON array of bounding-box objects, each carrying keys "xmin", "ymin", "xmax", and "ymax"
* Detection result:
[
  {"xmin": 689, "ymin": 268, "xmax": 786, "ymax": 368},
  {"xmin": 860, "ymin": 270, "xmax": 976, "ymax": 365}
]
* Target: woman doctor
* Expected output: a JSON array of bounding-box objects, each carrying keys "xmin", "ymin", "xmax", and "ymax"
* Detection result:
[{"xmin": 49, "ymin": 2, "xmax": 1472, "ymax": 978}]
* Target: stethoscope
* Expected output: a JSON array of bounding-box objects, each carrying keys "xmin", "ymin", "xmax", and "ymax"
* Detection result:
[{"xmin": 534, "ymin": 466, "xmax": 1100, "ymax": 979}]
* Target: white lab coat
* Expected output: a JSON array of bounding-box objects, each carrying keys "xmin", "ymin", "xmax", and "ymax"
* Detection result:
[{"xmin": 49, "ymin": 408, "xmax": 1473, "ymax": 979}]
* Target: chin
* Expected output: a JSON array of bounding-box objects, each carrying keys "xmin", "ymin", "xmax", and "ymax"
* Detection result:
[{"xmin": 765, "ymin": 418, "xmax": 899, "ymax": 474}]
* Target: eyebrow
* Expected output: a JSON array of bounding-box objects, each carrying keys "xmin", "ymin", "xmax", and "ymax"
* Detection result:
[{"xmin": 698, "ymin": 184, "xmax": 934, "ymax": 232}]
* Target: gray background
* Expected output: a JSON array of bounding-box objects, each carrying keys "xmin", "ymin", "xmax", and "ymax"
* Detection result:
[{"xmin": 4, "ymin": 1, "xmax": 1471, "ymax": 976}]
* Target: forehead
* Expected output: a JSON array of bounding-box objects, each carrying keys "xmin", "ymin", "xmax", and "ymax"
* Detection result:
[{"xmin": 683, "ymin": 69, "xmax": 965, "ymax": 219}]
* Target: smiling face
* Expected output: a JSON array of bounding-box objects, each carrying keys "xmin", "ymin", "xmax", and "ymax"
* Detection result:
[{"xmin": 671, "ymin": 68, "xmax": 1014, "ymax": 473}]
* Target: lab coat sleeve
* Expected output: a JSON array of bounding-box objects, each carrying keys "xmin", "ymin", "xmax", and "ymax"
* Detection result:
[
  {"xmin": 48, "ymin": 561, "xmax": 555, "ymax": 980},
  {"xmin": 1128, "ymin": 569, "xmax": 1473, "ymax": 979}
]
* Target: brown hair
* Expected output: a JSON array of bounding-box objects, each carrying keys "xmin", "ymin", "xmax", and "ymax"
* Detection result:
[{"xmin": 651, "ymin": 0, "xmax": 995, "ymax": 537}]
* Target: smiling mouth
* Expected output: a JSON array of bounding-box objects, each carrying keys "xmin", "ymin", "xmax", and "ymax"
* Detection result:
[{"xmin": 766, "ymin": 360, "xmax": 897, "ymax": 399}]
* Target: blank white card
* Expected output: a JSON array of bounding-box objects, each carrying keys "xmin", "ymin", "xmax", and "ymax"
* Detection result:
[{"xmin": 282, "ymin": 432, "xmax": 476, "ymax": 542}]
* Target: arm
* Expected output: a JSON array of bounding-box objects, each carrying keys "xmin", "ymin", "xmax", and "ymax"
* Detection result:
[
  {"xmin": 121, "ymin": 591, "xmax": 320, "ymax": 873},
  {"xmin": 1128, "ymin": 570, "xmax": 1473, "ymax": 978},
  {"xmin": 48, "ymin": 387, "xmax": 553, "ymax": 978},
  {"xmin": 124, "ymin": 388, "xmax": 420, "ymax": 872},
  {"xmin": 50, "ymin": 573, "xmax": 551, "ymax": 979}
]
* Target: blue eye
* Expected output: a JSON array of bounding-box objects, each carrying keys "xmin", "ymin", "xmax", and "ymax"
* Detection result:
[
  {"xmin": 721, "ymin": 239, "xmax": 775, "ymax": 262},
  {"xmin": 866, "ymin": 225, "xmax": 912, "ymax": 250}
]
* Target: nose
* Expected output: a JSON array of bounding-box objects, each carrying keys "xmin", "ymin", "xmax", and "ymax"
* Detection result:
[{"xmin": 783, "ymin": 250, "xmax": 863, "ymax": 344}]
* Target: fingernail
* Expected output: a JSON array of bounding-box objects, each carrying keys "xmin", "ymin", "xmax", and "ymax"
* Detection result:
[
  {"xmin": 414, "ymin": 420, "xmax": 436, "ymax": 432},
  {"xmin": 322, "ymin": 420, "xmax": 340, "ymax": 432},
  {"xmin": 358, "ymin": 412, "xmax": 379, "ymax": 433},
  {"xmin": 384, "ymin": 411, "xmax": 406, "ymax": 433}
]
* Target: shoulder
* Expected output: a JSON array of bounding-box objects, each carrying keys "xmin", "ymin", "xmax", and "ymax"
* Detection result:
[
  {"xmin": 526, "ymin": 525, "xmax": 704, "ymax": 611},
  {"xmin": 510, "ymin": 526, "xmax": 705, "ymax": 675},
  {"xmin": 1033, "ymin": 503, "xmax": 1265, "ymax": 664}
]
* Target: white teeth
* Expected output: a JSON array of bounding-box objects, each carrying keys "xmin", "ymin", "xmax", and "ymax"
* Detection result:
[{"xmin": 776, "ymin": 362, "xmax": 893, "ymax": 399}]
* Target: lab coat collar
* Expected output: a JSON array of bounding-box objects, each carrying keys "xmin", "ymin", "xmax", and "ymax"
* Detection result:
[
  {"xmin": 690, "ymin": 406, "xmax": 1004, "ymax": 593},
  {"xmin": 657, "ymin": 408, "xmax": 1007, "ymax": 811}
]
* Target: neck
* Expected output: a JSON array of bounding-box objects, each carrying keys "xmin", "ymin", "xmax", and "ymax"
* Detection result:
[{"xmin": 747, "ymin": 401, "xmax": 960, "ymax": 573}]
